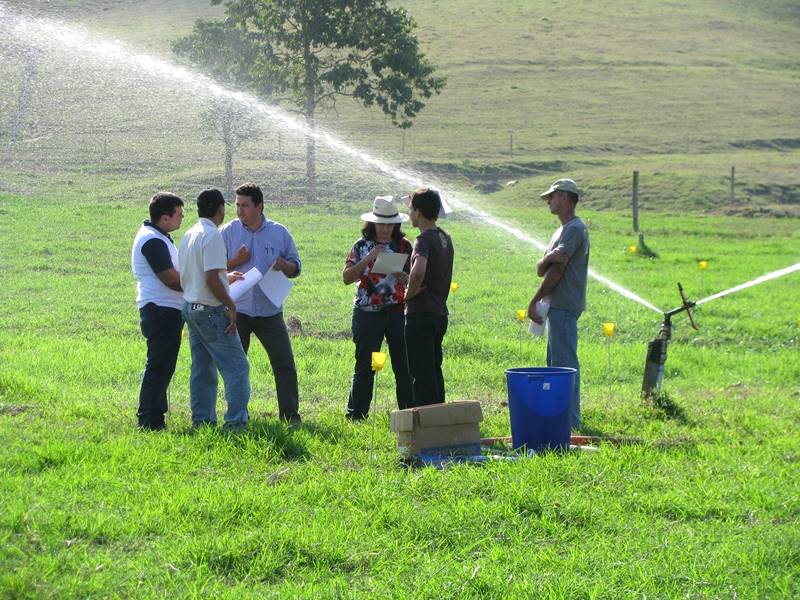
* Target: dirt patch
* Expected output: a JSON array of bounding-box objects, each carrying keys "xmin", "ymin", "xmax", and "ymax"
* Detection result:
[
  {"xmin": 730, "ymin": 137, "xmax": 800, "ymax": 151},
  {"xmin": 0, "ymin": 404, "xmax": 35, "ymax": 416}
]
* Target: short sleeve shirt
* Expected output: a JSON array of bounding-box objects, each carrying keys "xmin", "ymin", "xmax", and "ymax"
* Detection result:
[
  {"xmin": 179, "ymin": 218, "xmax": 229, "ymax": 306},
  {"xmin": 545, "ymin": 217, "xmax": 589, "ymax": 313},
  {"xmin": 141, "ymin": 237, "xmax": 174, "ymax": 274},
  {"xmin": 346, "ymin": 238, "xmax": 412, "ymax": 310},
  {"xmin": 405, "ymin": 227, "xmax": 454, "ymax": 316}
]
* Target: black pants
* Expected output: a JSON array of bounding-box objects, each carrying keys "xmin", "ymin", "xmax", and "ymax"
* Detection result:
[
  {"xmin": 137, "ymin": 303, "xmax": 183, "ymax": 429},
  {"xmin": 405, "ymin": 312, "xmax": 448, "ymax": 407},
  {"xmin": 236, "ymin": 312, "xmax": 300, "ymax": 420},
  {"xmin": 348, "ymin": 307, "xmax": 412, "ymax": 419}
]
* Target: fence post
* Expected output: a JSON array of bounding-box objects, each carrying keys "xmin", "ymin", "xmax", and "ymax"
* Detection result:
[
  {"xmin": 632, "ymin": 170, "xmax": 640, "ymax": 232},
  {"xmin": 730, "ymin": 166, "xmax": 735, "ymax": 203}
]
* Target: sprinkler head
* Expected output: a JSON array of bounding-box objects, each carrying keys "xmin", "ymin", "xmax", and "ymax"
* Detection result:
[{"xmin": 664, "ymin": 283, "xmax": 699, "ymax": 331}]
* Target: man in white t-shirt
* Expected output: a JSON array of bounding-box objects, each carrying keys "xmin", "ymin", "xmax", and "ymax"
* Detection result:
[
  {"xmin": 179, "ymin": 188, "xmax": 250, "ymax": 430},
  {"xmin": 131, "ymin": 192, "xmax": 185, "ymax": 431}
]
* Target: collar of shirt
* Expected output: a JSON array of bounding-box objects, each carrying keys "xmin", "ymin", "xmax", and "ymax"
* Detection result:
[
  {"xmin": 143, "ymin": 220, "xmax": 173, "ymax": 241},
  {"xmin": 243, "ymin": 215, "xmax": 268, "ymax": 233}
]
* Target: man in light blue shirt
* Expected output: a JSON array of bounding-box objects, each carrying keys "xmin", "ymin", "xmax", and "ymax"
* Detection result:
[{"xmin": 220, "ymin": 182, "xmax": 302, "ymax": 423}]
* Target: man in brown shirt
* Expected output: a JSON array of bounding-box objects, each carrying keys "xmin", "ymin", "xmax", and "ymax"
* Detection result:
[{"xmin": 405, "ymin": 188, "xmax": 454, "ymax": 406}]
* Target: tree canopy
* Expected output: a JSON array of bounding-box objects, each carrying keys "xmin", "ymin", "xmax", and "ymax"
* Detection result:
[{"xmin": 187, "ymin": 0, "xmax": 446, "ymax": 201}]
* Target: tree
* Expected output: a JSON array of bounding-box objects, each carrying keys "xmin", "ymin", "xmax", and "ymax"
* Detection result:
[
  {"xmin": 172, "ymin": 21, "xmax": 269, "ymax": 198},
  {"xmin": 6, "ymin": 46, "xmax": 40, "ymax": 141},
  {"xmin": 202, "ymin": 0, "xmax": 445, "ymax": 202}
]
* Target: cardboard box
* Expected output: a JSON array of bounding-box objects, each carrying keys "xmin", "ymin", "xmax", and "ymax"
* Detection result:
[{"xmin": 389, "ymin": 401, "xmax": 483, "ymax": 456}]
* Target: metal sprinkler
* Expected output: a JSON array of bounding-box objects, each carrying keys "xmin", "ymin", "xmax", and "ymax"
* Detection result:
[{"xmin": 641, "ymin": 283, "xmax": 698, "ymax": 397}]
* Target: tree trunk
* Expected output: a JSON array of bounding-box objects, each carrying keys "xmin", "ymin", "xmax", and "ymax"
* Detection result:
[
  {"xmin": 10, "ymin": 50, "xmax": 37, "ymax": 140},
  {"xmin": 222, "ymin": 108, "xmax": 234, "ymax": 200},
  {"xmin": 304, "ymin": 39, "xmax": 317, "ymax": 203},
  {"xmin": 305, "ymin": 113, "xmax": 316, "ymax": 203}
]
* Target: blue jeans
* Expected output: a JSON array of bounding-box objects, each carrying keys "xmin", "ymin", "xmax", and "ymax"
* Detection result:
[
  {"xmin": 182, "ymin": 303, "xmax": 250, "ymax": 428},
  {"xmin": 546, "ymin": 308, "xmax": 581, "ymax": 429}
]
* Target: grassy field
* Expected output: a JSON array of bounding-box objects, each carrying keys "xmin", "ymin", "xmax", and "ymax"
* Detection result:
[
  {"xmin": 1, "ymin": 191, "xmax": 798, "ymax": 597},
  {"xmin": 1, "ymin": 0, "xmax": 799, "ymax": 597}
]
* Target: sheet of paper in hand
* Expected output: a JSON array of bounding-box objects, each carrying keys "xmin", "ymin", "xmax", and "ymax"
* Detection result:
[
  {"xmin": 258, "ymin": 267, "xmax": 293, "ymax": 306},
  {"xmin": 371, "ymin": 252, "xmax": 409, "ymax": 275},
  {"xmin": 229, "ymin": 267, "xmax": 263, "ymax": 302}
]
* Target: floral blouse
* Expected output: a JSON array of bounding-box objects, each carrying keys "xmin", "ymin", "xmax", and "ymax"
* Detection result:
[{"xmin": 346, "ymin": 238, "xmax": 412, "ymax": 310}]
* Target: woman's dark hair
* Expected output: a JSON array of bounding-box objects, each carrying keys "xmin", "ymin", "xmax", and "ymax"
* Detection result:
[{"xmin": 361, "ymin": 221, "xmax": 406, "ymax": 244}]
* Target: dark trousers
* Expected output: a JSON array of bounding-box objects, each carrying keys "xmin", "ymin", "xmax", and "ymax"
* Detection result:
[
  {"xmin": 236, "ymin": 312, "xmax": 300, "ymax": 419},
  {"xmin": 405, "ymin": 312, "xmax": 448, "ymax": 407},
  {"xmin": 137, "ymin": 303, "xmax": 183, "ymax": 429},
  {"xmin": 348, "ymin": 307, "xmax": 412, "ymax": 419}
]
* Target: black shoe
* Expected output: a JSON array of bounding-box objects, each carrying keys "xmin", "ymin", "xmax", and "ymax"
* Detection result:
[
  {"xmin": 138, "ymin": 422, "xmax": 166, "ymax": 432},
  {"xmin": 345, "ymin": 412, "xmax": 368, "ymax": 422},
  {"xmin": 281, "ymin": 413, "xmax": 302, "ymax": 425}
]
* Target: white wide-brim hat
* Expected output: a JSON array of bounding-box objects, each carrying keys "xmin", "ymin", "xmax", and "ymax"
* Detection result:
[{"xmin": 361, "ymin": 195, "xmax": 409, "ymax": 224}]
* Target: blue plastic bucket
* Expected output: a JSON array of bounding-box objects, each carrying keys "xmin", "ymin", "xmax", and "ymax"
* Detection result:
[{"xmin": 505, "ymin": 367, "xmax": 576, "ymax": 452}]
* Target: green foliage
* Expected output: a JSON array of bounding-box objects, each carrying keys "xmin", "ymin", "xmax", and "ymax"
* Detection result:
[{"xmin": 210, "ymin": 0, "xmax": 445, "ymax": 127}]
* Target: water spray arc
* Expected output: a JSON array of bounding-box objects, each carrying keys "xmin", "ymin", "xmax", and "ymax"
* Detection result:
[
  {"xmin": 0, "ymin": 2, "xmax": 662, "ymax": 317},
  {"xmin": 640, "ymin": 261, "xmax": 800, "ymax": 395},
  {"xmin": 3, "ymin": 3, "xmax": 798, "ymax": 399}
]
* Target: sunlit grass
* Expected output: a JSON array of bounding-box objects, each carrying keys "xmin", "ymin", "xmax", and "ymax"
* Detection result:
[{"xmin": 1, "ymin": 191, "xmax": 798, "ymax": 597}]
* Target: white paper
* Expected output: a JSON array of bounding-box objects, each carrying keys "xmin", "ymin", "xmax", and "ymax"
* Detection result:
[
  {"xmin": 371, "ymin": 252, "xmax": 409, "ymax": 275},
  {"xmin": 258, "ymin": 267, "xmax": 293, "ymax": 307},
  {"xmin": 528, "ymin": 300, "xmax": 550, "ymax": 337},
  {"xmin": 229, "ymin": 267, "xmax": 263, "ymax": 302}
]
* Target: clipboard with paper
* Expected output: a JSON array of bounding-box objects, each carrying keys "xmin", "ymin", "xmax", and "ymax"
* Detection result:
[{"xmin": 371, "ymin": 252, "xmax": 409, "ymax": 275}]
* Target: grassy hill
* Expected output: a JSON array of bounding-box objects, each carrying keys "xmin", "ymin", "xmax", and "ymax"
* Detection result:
[{"xmin": 1, "ymin": 0, "xmax": 799, "ymax": 211}]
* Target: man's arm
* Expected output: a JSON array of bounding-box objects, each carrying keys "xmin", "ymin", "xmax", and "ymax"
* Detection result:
[
  {"xmin": 227, "ymin": 245, "xmax": 251, "ymax": 271},
  {"xmin": 205, "ymin": 269, "xmax": 238, "ymax": 335},
  {"xmin": 406, "ymin": 255, "xmax": 427, "ymax": 301},
  {"xmin": 274, "ymin": 229, "xmax": 302, "ymax": 278},
  {"xmin": 528, "ymin": 262, "xmax": 567, "ymax": 323},
  {"xmin": 536, "ymin": 248, "xmax": 570, "ymax": 277},
  {"xmin": 142, "ymin": 238, "xmax": 181, "ymax": 290},
  {"xmin": 155, "ymin": 267, "xmax": 181, "ymax": 291},
  {"xmin": 272, "ymin": 256, "xmax": 299, "ymax": 278}
]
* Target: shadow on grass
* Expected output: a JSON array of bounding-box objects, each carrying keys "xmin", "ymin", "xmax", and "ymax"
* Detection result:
[
  {"xmin": 177, "ymin": 419, "xmax": 313, "ymax": 461},
  {"xmin": 644, "ymin": 390, "xmax": 689, "ymax": 424}
]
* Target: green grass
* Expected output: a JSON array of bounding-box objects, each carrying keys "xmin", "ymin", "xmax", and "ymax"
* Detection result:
[
  {"xmin": 1, "ymin": 0, "xmax": 799, "ymax": 596},
  {"xmin": 1, "ymin": 192, "xmax": 798, "ymax": 597}
]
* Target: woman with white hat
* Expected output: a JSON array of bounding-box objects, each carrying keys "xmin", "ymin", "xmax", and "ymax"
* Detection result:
[{"xmin": 342, "ymin": 196, "xmax": 413, "ymax": 420}]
